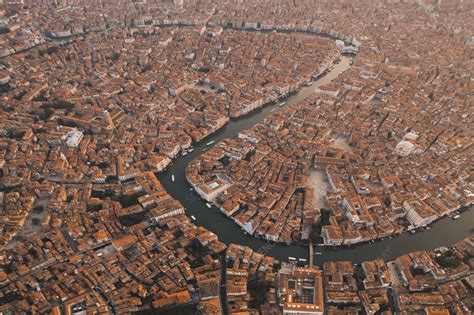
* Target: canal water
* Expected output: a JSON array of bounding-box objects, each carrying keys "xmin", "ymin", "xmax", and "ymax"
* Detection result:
[{"xmin": 157, "ymin": 56, "xmax": 473, "ymax": 265}]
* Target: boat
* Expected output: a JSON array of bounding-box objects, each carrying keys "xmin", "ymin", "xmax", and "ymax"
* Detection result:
[
  {"xmin": 279, "ymin": 101, "xmax": 286, "ymax": 107},
  {"xmin": 298, "ymin": 258, "xmax": 307, "ymax": 262},
  {"xmin": 288, "ymin": 257, "xmax": 296, "ymax": 261},
  {"xmin": 206, "ymin": 141, "xmax": 215, "ymax": 146},
  {"xmin": 453, "ymin": 214, "xmax": 460, "ymax": 220},
  {"xmin": 188, "ymin": 148, "xmax": 194, "ymax": 153},
  {"xmin": 171, "ymin": 175, "xmax": 175, "ymax": 182},
  {"xmin": 191, "ymin": 215, "xmax": 196, "ymax": 221},
  {"xmin": 206, "ymin": 203, "xmax": 212, "ymax": 208},
  {"xmin": 313, "ymin": 71, "xmax": 324, "ymax": 79},
  {"xmin": 182, "ymin": 151, "xmax": 188, "ymax": 156},
  {"xmin": 315, "ymin": 252, "xmax": 322, "ymax": 255}
]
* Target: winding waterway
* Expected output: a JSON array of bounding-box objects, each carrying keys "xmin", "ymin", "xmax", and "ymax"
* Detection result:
[{"xmin": 157, "ymin": 55, "xmax": 474, "ymax": 266}]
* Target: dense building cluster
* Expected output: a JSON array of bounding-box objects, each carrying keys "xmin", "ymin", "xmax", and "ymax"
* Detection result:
[
  {"xmin": 0, "ymin": 20, "xmax": 336, "ymax": 248},
  {"xmin": 0, "ymin": 0, "xmax": 472, "ymax": 314},
  {"xmin": 187, "ymin": 0, "xmax": 473, "ymax": 245}
]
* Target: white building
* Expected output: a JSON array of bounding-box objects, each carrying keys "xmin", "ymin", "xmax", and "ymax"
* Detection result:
[
  {"xmin": 315, "ymin": 86, "xmax": 339, "ymax": 98},
  {"xmin": 395, "ymin": 140, "xmax": 422, "ymax": 156},
  {"xmin": 321, "ymin": 226, "xmax": 343, "ymax": 246},
  {"xmin": 403, "ymin": 199, "xmax": 438, "ymax": 227},
  {"xmin": 148, "ymin": 204, "xmax": 185, "ymax": 223},
  {"xmin": 62, "ymin": 129, "xmax": 83, "ymax": 147},
  {"xmin": 195, "ymin": 174, "xmax": 233, "ymax": 202},
  {"xmin": 147, "ymin": 154, "xmax": 171, "ymax": 172},
  {"xmin": 238, "ymin": 131, "xmax": 259, "ymax": 143}
]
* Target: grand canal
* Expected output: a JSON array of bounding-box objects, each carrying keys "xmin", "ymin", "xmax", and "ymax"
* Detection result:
[{"xmin": 157, "ymin": 55, "xmax": 473, "ymax": 266}]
